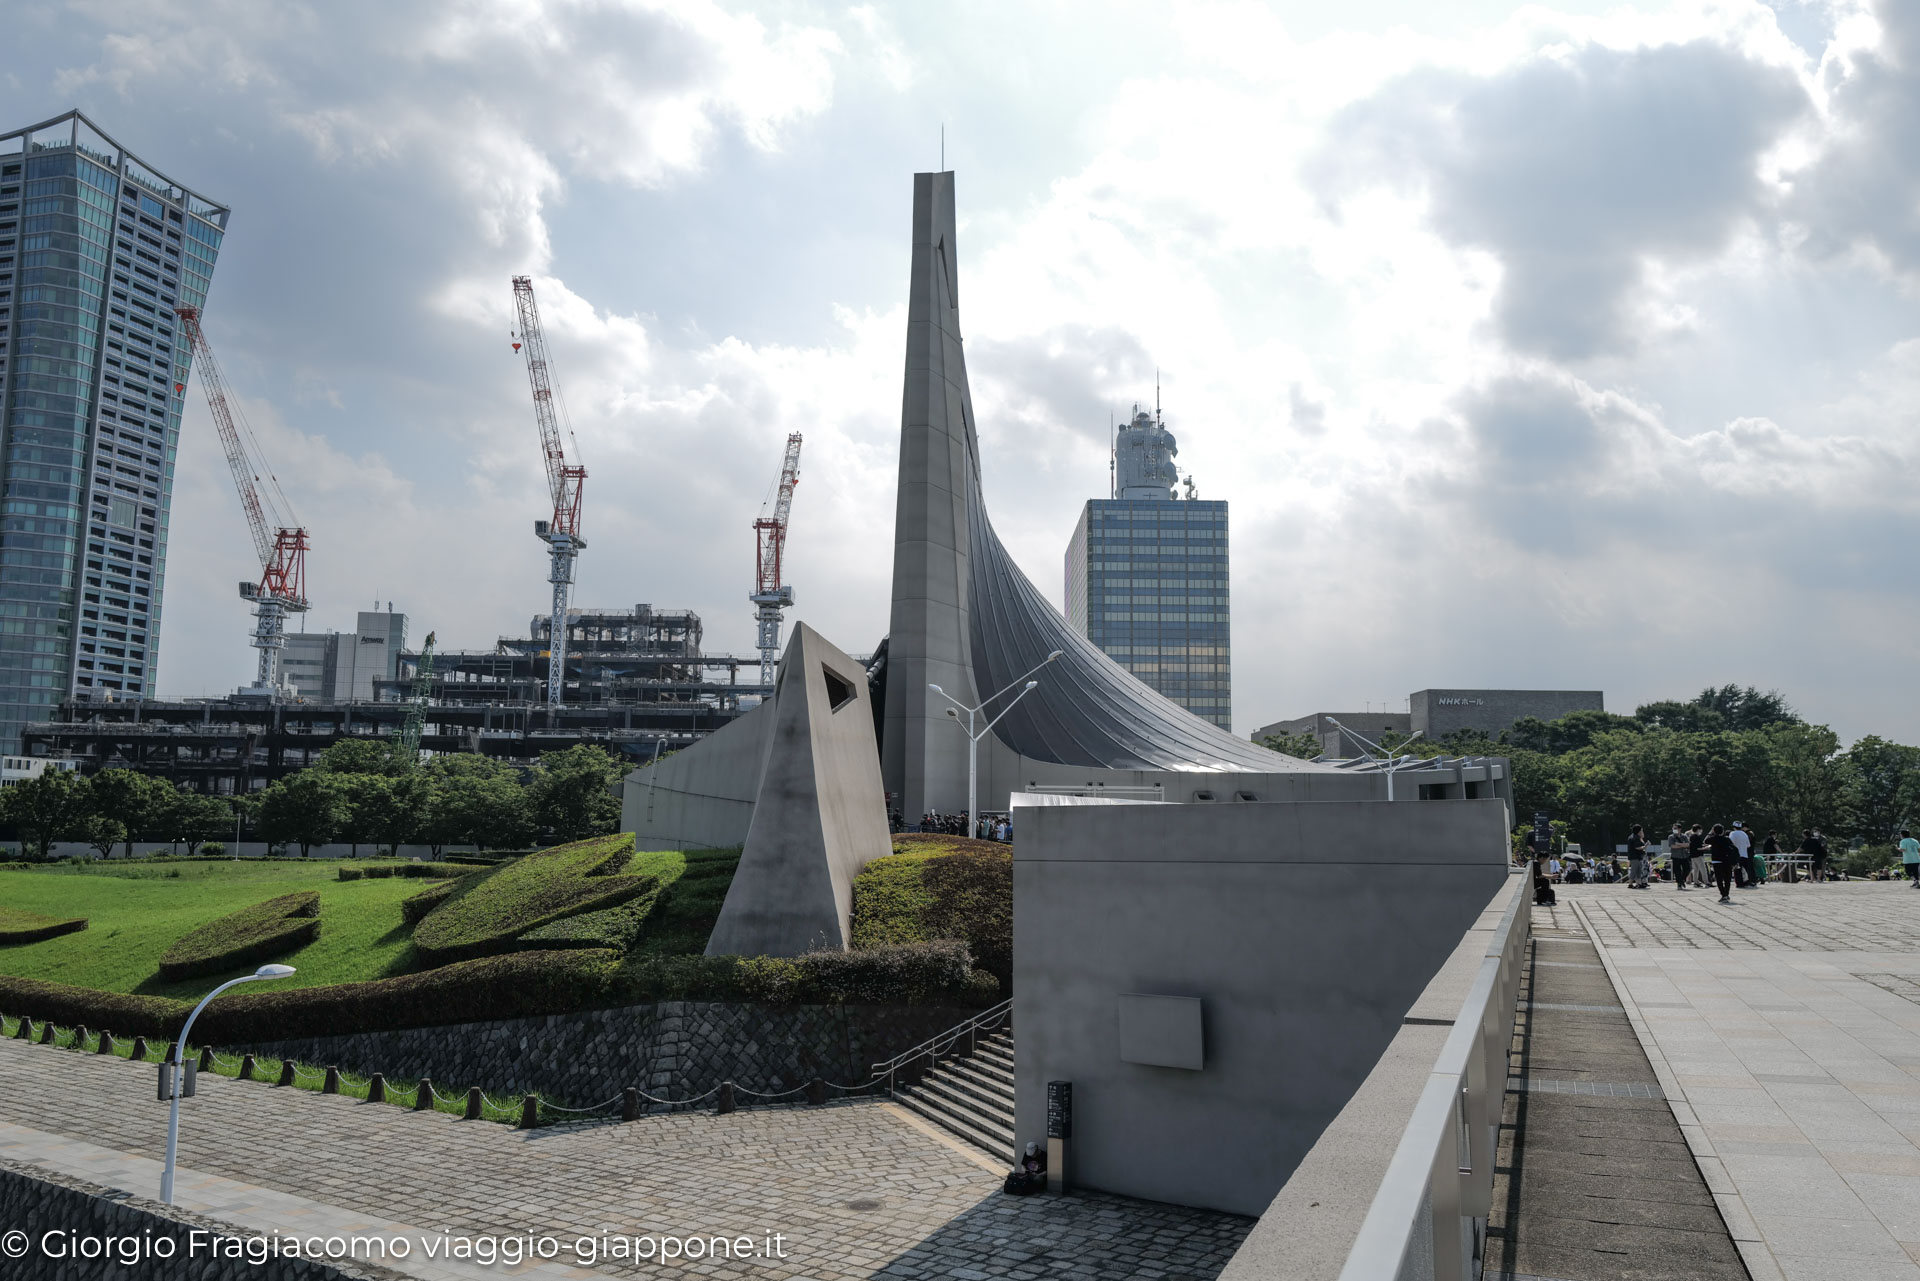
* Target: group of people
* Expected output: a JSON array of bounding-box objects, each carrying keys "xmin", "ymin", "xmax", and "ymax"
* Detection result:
[
  {"xmin": 1533, "ymin": 822, "xmax": 1838, "ymax": 907},
  {"xmin": 889, "ymin": 810, "xmax": 1014, "ymax": 843}
]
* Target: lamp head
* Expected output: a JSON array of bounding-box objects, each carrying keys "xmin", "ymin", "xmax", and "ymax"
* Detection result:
[
  {"xmin": 928, "ymin": 683, "xmax": 944, "ymax": 696},
  {"xmin": 1024, "ymin": 681, "xmax": 1038, "ymax": 690},
  {"xmin": 945, "ymin": 707, "xmax": 959, "ymax": 719},
  {"xmin": 1046, "ymin": 650, "xmax": 1064, "ymax": 662},
  {"xmin": 252, "ymin": 964, "xmax": 295, "ymax": 980},
  {"xmin": 1326, "ymin": 717, "xmax": 1343, "ymax": 727}
]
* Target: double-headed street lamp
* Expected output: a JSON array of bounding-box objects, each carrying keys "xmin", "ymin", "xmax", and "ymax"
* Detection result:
[
  {"xmin": 930, "ymin": 649, "xmax": 1063, "ymax": 836},
  {"xmin": 1325, "ymin": 717, "xmax": 1426, "ymax": 802},
  {"xmin": 160, "ymin": 963, "xmax": 296, "ymax": 1204}
]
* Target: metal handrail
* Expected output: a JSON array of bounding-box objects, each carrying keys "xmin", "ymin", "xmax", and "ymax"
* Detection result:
[
  {"xmin": 1336, "ymin": 876, "xmax": 1530, "ymax": 1281},
  {"xmin": 870, "ymin": 998, "xmax": 1011, "ymax": 1095}
]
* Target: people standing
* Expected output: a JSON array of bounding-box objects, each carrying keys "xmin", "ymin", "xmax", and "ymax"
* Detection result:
[
  {"xmin": 1533, "ymin": 853, "xmax": 1558, "ymax": 906},
  {"xmin": 1706, "ymin": 824, "xmax": 1739, "ymax": 904},
  {"xmin": 1763, "ymin": 830, "xmax": 1788, "ymax": 883},
  {"xmin": 1668, "ymin": 824, "xmax": 1691, "ymax": 890},
  {"xmin": 1901, "ymin": 830, "xmax": 1920, "ymax": 887},
  {"xmin": 1729, "ymin": 822, "xmax": 1756, "ymax": 889},
  {"xmin": 1802, "ymin": 829, "xmax": 1828, "ymax": 883},
  {"xmin": 1626, "ymin": 824, "xmax": 1650, "ymax": 889},
  {"xmin": 1687, "ymin": 824, "xmax": 1709, "ymax": 886}
]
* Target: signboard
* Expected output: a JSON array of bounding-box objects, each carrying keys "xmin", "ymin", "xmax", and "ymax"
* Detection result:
[
  {"xmin": 1046, "ymin": 1080, "xmax": 1072, "ymax": 1140},
  {"xmin": 1532, "ymin": 811, "xmax": 1552, "ymax": 854}
]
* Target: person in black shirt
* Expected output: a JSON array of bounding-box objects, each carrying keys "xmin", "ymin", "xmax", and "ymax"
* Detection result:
[
  {"xmin": 1705, "ymin": 824, "xmax": 1739, "ymax": 904},
  {"xmin": 1800, "ymin": 829, "xmax": 1828, "ymax": 883},
  {"xmin": 1626, "ymin": 825, "xmax": 1650, "ymax": 889}
]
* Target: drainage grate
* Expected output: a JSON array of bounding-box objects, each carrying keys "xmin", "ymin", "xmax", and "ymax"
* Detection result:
[{"xmin": 1506, "ymin": 1076, "xmax": 1663, "ymax": 1099}]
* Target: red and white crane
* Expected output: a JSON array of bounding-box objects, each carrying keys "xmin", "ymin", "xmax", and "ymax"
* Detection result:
[
  {"xmin": 751, "ymin": 432, "xmax": 803, "ymax": 690},
  {"xmin": 510, "ymin": 276, "xmax": 587, "ymax": 708},
  {"xmin": 174, "ymin": 306, "xmax": 310, "ymax": 696}
]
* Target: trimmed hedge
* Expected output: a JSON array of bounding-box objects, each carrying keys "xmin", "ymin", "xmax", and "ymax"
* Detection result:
[
  {"xmin": 0, "ymin": 907, "xmax": 88, "ymax": 945},
  {"xmin": 849, "ymin": 837, "xmax": 1012, "ymax": 989},
  {"xmin": 400, "ymin": 879, "xmax": 460, "ymax": 926},
  {"xmin": 518, "ymin": 879, "xmax": 666, "ymax": 951},
  {"xmin": 0, "ymin": 941, "xmax": 997, "ymax": 1045},
  {"xmin": 412, "ymin": 833, "xmax": 658, "ymax": 965},
  {"xmin": 337, "ymin": 862, "xmax": 476, "ymax": 882},
  {"xmin": 157, "ymin": 891, "xmax": 321, "ymax": 982}
]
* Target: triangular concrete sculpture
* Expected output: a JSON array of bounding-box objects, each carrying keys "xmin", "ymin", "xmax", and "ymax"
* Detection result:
[{"xmin": 704, "ymin": 623, "xmax": 893, "ymax": 958}]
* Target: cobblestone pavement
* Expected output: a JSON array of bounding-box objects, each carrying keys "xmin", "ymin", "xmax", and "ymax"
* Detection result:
[
  {"xmin": 1551, "ymin": 882, "xmax": 1920, "ymax": 1281},
  {"xmin": 1554, "ymin": 880, "xmax": 1920, "ymax": 951},
  {"xmin": 0, "ymin": 1037, "xmax": 1251, "ymax": 1280}
]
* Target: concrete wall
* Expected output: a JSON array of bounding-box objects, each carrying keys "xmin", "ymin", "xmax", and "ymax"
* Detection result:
[
  {"xmin": 619, "ymin": 696, "xmax": 771, "ymax": 851},
  {"xmin": 1409, "ymin": 688, "xmax": 1604, "ymax": 740},
  {"xmin": 1011, "ymin": 797, "xmax": 1511, "ymax": 1216}
]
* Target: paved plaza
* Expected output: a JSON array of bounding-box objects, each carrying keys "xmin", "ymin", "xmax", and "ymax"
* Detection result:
[
  {"xmin": 1554, "ymin": 881, "xmax": 1920, "ymax": 1281},
  {"xmin": 0, "ymin": 1038, "xmax": 1251, "ymax": 1280}
]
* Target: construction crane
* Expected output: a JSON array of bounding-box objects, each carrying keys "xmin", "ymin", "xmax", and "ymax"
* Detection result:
[
  {"xmin": 751, "ymin": 433, "xmax": 803, "ymax": 692},
  {"xmin": 398, "ymin": 631, "xmax": 436, "ymax": 763},
  {"xmin": 174, "ymin": 306, "xmax": 310, "ymax": 697},
  {"xmin": 509, "ymin": 277, "xmax": 587, "ymax": 709}
]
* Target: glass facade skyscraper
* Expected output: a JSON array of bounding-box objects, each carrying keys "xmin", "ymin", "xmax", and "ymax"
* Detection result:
[
  {"xmin": 1064, "ymin": 407, "xmax": 1232, "ymax": 729},
  {"xmin": 0, "ymin": 112, "xmax": 227, "ymax": 750}
]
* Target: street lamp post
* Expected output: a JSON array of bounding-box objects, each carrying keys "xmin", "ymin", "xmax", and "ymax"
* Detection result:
[
  {"xmin": 160, "ymin": 963, "xmax": 296, "ymax": 1204},
  {"xmin": 1325, "ymin": 718, "xmax": 1425, "ymax": 802},
  {"xmin": 929, "ymin": 650, "xmax": 1063, "ymax": 836}
]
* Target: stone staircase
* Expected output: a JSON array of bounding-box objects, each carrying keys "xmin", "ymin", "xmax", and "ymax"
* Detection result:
[{"xmin": 892, "ymin": 1028, "xmax": 1015, "ymax": 1163}]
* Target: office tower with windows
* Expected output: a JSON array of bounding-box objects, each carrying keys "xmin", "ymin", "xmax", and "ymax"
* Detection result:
[
  {"xmin": 0, "ymin": 112, "xmax": 227, "ymax": 749},
  {"xmin": 1064, "ymin": 405, "xmax": 1232, "ymax": 729}
]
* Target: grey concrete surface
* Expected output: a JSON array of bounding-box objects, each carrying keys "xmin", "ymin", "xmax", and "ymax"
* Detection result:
[
  {"xmin": 619, "ymin": 691, "xmax": 769, "ymax": 851},
  {"xmin": 1012, "ymin": 797, "xmax": 1511, "ymax": 1215},
  {"xmin": 1218, "ymin": 875, "xmax": 1529, "ymax": 1281},
  {"xmin": 706, "ymin": 624, "xmax": 893, "ymax": 957},
  {"xmin": 1486, "ymin": 918, "xmax": 1748, "ymax": 1281}
]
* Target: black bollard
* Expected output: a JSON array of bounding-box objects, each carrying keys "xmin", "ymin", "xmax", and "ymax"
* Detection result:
[
  {"xmin": 622, "ymin": 1086, "xmax": 640, "ymax": 1122},
  {"xmin": 277, "ymin": 1060, "xmax": 296, "ymax": 1087},
  {"xmin": 414, "ymin": 1077, "xmax": 435, "ymax": 1111},
  {"xmin": 464, "ymin": 1086, "xmax": 482, "ymax": 1120},
  {"xmin": 366, "ymin": 1073, "xmax": 386, "ymax": 1104},
  {"xmin": 807, "ymin": 1077, "xmax": 827, "ymax": 1106},
  {"xmin": 322, "ymin": 1066, "xmax": 340, "ymax": 1095},
  {"xmin": 239, "ymin": 1054, "xmax": 256, "ymax": 1081},
  {"xmin": 716, "ymin": 1082, "xmax": 735, "ymax": 1115},
  {"xmin": 97, "ymin": 1030, "xmax": 115, "ymax": 1056},
  {"xmin": 130, "ymin": 1035, "xmax": 148, "ymax": 1061},
  {"xmin": 518, "ymin": 1095, "xmax": 538, "ymax": 1129}
]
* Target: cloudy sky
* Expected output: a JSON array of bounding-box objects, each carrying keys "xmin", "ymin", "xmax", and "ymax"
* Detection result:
[{"xmin": 7, "ymin": 0, "xmax": 1917, "ymax": 741}]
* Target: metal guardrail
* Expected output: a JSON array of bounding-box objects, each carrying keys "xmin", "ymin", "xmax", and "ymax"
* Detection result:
[
  {"xmin": 871, "ymin": 998, "xmax": 1011, "ymax": 1096},
  {"xmin": 1336, "ymin": 878, "xmax": 1530, "ymax": 1281}
]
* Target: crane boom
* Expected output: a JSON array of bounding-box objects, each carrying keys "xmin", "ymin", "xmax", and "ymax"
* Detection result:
[
  {"xmin": 751, "ymin": 432, "xmax": 803, "ymax": 690},
  {"xmin": 510, "ymin": 276, "xmax": 588, "ymax": 708},
  {"xmin": 174, "ymin": 306, "xmax": 310, "ymax": 695},
  {"xmin": 399, "ymin": 631, "xmax": 437, "ymax": 764}
]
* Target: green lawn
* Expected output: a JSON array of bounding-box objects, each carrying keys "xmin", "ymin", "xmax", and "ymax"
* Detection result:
[
  {"xmin": 0, "ymin": 847, "xmax": 743, "ymax": 999},
  {"xmin": 0, "ymin": 861, "xmax": 430, "ymax": 999}
]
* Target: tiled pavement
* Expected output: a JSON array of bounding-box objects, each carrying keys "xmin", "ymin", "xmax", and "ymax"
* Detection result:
[
  {"xmin": 1557, "ymin": 882, "xmax": 1920, "ymax": 1281},
  {"xmin": 1487, "ymin": 923, "xmax": 1748, "ymax": 1281},
  {"xmin": 0, "ymin": 1036, "xmax": 1251, "ymax": 1279}
]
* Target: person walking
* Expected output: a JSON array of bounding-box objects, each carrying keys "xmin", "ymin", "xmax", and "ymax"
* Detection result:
[
  {"xmin": 1729, "ymin": 822, "xmax": 1756, "ymax": 889},
  {"xmin": 1706, "ymin": 824, "xmax": 1740, "ymax": 904},
  {"xmin": 1626, "ymin": 824, "xmax": 1651, "ymax": 889},
  {"xmin": 1533, "ymin": 853, "xmax": 1558, "ymax": 906},
  {"xmin": 1667, "ymin": 824, "xmax": 1692, "ymax": 891},
  {"xmin": 1901, "ymin": 830, "xmax": 1920, "ymax": 887}
]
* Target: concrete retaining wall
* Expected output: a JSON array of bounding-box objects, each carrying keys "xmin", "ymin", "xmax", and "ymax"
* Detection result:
[
  {"xmin": 0, "ymin": 1159, "xmax": 392, "ymax": 1281},
  {"xmin": 1012, "ymin": 796, "xmax": 1511, "ymax": 1216},
  {"xmin": 224, "ymin": 1000, "xmax": 975, "ymax": 1104}
]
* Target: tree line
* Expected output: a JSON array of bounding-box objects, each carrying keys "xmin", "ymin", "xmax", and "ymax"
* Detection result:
[
  {"xmin": 0, "ymin": 742, "xmax": 628, "ymax": 861},
  {"xmin": 1265, "ymin": 684, "xmax": 1919, "ymax": 859}
]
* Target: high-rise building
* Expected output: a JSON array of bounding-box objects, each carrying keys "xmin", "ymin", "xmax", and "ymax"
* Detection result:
[
  {"xmin": 0, "ymin": 112, "xmax": 227, "ymax": 749},
  {"xmin": 1064, "ymin": 405, "xmax": 1232, "ymax": 728},
  {"xmin": 280, "ymin": 610, "xmax": 407, "ymax": 703}
]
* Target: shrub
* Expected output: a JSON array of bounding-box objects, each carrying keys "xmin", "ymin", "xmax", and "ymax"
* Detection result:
[
  {"xmin": 157, "ymin": 891, "xmax": 321, "ymax": 981},
  {"xmin": 613, "ymin": 940, "xmax": 998, "ymax": 1006},
  {"xmin": 519, "ymin": 879, "xmax": 665, "ymax": 951},
  {"xmin": 200, "ymin": 842, "xmax": 226, "ymax": 857},
  {"xmin": 337, "ymin": 867, "xmax": 364, "ymax": 881},
  {"xmin": 412, "ymin": 833, "xmax": 658, "ymax": 965},
  {"xmin": 400, "ymin": 862, "xmax": 475, "ymax": 879},
  {"xmin": 0, "ymin": 977, "xmax": 185, "ymax": 1038},
  {"xmin": 849, "ymin": 837, "xmax": 1012, "ymax": 989},
  {"xmin": 0, "ymin": 907, "xmax": 88, "ymax": 945},
  {"xmin": 398, "ymin": 872, "xmax": 485, "ymax": 926}
]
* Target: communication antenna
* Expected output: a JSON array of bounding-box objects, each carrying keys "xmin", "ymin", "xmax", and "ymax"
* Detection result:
[
  {"xmin": 941, "ymin": 125, "xmax": 945, "ymax": 172},
  {"xmin": 1155, "ymin": 369, "xmax": 1161, "ymax": 424},
  {"xmin": 1109, "ymin": 410, "xmax": 1115, "ymax": 499}
]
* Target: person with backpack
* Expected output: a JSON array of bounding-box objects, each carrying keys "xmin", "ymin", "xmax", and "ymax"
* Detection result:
[
  {"xmin": 1706, "ymin": 824, "xmax": 1740, "ymax": 904},
  {"xmin": 1729, "ymin": 822, "xmax": 1756, "ymax": 889}
]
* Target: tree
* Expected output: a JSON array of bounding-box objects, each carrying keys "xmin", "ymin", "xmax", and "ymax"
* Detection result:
[
  {"xmin": 1506, "ymin": 710, "xmax": 1639, "ymax": 755},
  {"xmin": 87, "ymin": 768, "xmax": 172, "ymax": 857},
  {"xmin": 1258, "ymin": 731, "xmax": 1325, "ymax": 760},
  {"xmin": 0, "ymin": 768, "xmax": 91, "ymax": 860},
  {"xmin": 1747, "ymin": 723, "xmax": 1841, "ymax": 838},
  {"xmin": 1692, "ymin": 684, "xmax": 1798, "ymax": 731},
  {"xmin": 255, "ymin": 771, "xmax": 347, "ymax": 856},
  {"xmin": 1633, "ymin": 700, "xmax": 1726, "ymax": 733},
  {"xmin": 80, "ymin": 815, "xmax": 124, "ymax": 860},
  {"xmin": 1838, "ymin": 735, "xmax": 1920, "ymax": 846},
  {"xmin": 313, "ymin": 738, "xmax": 407, "ymax": 777},
  {"xmin": 421, "ymin": 773, "xmax": 533, "ymax": 854},
  {"xmin": 342, "ymin": 773, "xmax": 426, "ymax": 857},
  {"xmin": 528, "ymin": 744, "xmax": 624, "ymax": 843},
  {"xmin": 160, "ymin": 789, "xmax": 234, "ymax": 856}
]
